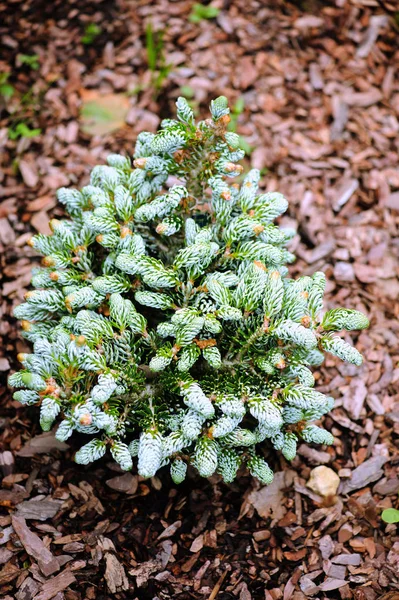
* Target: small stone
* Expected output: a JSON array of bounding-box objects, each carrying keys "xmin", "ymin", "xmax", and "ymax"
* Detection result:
[{"xmin": 307, "ymin": 466, "xmax": 340, "ymax": 497}]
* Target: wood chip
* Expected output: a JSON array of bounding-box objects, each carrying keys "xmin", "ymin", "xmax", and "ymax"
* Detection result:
[
  {"xmin": 16, "ymin": 498, "xmax": 63, "ymax": 521},
  {"xmin": 105, "ymin": 473, "xmax": 138, "ymax": 494},
  {"xmin": 248, "ymin": 470, "xmax": 296, "ymax": 521},
  {"xmin": 12, "ymin": 516, "xmax": 60, "ymax": 577},
  {"xmin": 104, "ymin": 554, "xmax": 129, "ymax": 593},
  {"xmin": 339, "ymin": 456, "xmax": 388, "ymax": 494},
  {"xmin": 32, "ymin": 570, "xmax": 76, "ymax": 600},
  {"xmin": 16, "ymin": 433, "xmax": 69, "ymax": 457},
  {"xmin": 157, "ymin": 520, "xmax": 181, "ymax": 541}
]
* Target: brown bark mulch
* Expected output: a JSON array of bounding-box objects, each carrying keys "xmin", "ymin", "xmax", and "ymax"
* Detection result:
[{"xmin": 0, "ymin": 1, "xmax": 398, "ymax": 598}]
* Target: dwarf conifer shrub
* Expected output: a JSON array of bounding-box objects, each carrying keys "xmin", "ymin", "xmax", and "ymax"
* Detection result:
[{"xmin": 10, "ymin": 97, "xmax": 369, "ymax": 485}]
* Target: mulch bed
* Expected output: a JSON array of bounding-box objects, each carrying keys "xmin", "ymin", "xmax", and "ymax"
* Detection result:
[{"xmin": 0, "ymin": 0, "xmax": 398, "ymax": 598}]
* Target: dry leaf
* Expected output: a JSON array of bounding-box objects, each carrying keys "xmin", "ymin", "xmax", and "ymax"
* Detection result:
[{"xmin": 79, "ymin": 90, "xmax": 130, "ymax": 136}]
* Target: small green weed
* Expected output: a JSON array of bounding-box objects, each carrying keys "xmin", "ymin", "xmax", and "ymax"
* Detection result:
[
  {"xmin": 17, "ymin": 54, "xmax": 40, "ymax": 70},
  {"xmin": 8, "ymin": 122, "xmax": 41, "ymax": 140},
  {"xmin": 0, "ymin": 73, "xmax": 14, "ymax": 100},
  {"xmin": 189, "ymin": 3, "xmax": 220, "ymax": 23},
  {"xmin": 381, "ymin": 507, "xmax": 399, "ymax": 524},
  {"xmin": 145, "ymin": 23, "xmax": 172, "ymax": 97},
  {"xmin": 82, "ymin": 23, "xmax": 102, "ymax": 45}
]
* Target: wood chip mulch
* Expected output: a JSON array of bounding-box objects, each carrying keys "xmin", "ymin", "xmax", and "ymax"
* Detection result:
[{"xmin": 0, "ymin": 1, "xmax": 398, "ymax": 598}]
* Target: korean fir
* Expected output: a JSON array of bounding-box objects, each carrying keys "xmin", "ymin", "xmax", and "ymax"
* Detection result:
[{"xmin": 10, "ymin": 96, "xmax": 369, "ymax": 485}]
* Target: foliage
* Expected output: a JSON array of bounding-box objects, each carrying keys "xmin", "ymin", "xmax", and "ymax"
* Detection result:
[
  {"xmin": 0, "ymin": 73, "xmax": 15, "ymax": 100},
  {"xmin": 381, "ymin": 507, "xmax": 399, "ymax": 524},
  {"xmin": 17, "ymin": 54, "xmax": 40, "ymax": 70},
  {"xmin": 82, "ymin": 23, "xmax": 102, "ymax": 45},
  {"xmin": 189, "ymin": 3, "xmax": 220, "ymax": 23},
  {"xmin": 10, "ymin": 97, "xmax": 369, "ymax": 485},
  {"xmin": 145, "ymin": 23, "xmax": 172, "ymax": 97},
  {"xmin": 8, "ymin": 122, "xmax": 41, "ymax": 140}
]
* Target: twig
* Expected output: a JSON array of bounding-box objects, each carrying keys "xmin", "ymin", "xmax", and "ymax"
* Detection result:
[{"xmin": 207, "ymin": 570, "xmax": 228, "ymax": 600}]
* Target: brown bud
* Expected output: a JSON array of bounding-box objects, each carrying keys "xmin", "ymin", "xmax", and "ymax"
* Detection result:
[
  {"xmin": 301, "ymin": 315, "xmax": 311, "ymax": 328},
  {"xmin": 42, "ymin": 256, "xmax": 55, "ymax": 267},
  {"xmin": 253, "ymin": 260, "xmax": 267, "ymax": 271},
  {"xmin": 194, "ymin": 338, "xmax": 217, "ymax": 349},
  {"xmin": 218, "ymin": 114, "xmax": 231, "ymax": 126},
  {"xmin": 65, "ymin": 295, "xmax": 74, "ymax": 313},
  {"xmin": 49, "ymin": 219, "xmax": 60, "ymax": 232},
  {"xmin": 24, "ymin": 291, "xmax": 34, "ymax": 300},
  {"xmin": 76, "ymin": 335, "xmax": 87, "ymax": 346},
  {"xmin": 17, "ymin": 353, "xmax": 27, "ymax": 363},
  {"xmin": 133, "ymin": 158, "xmax": 147, "ymax": 169},
  {"xmin": 207, "ymin": 427, "xmax": 215, "ymax": 440},
  {"xmin": 96, "ymin": 234, "xmax": 103, "ymax": 244},
  {"xmin": 120, "ymin": 226, "xmax": 132, "ymax": 239},
  {"xmin": 79, "ymin": 413, "xmax": 93, "ymax": 426},
  {"xmin": 220, "ymin": 190, "xmax": 231, "ymax": 201},
  {"xmin": 253, "ymin": 224, "xmax": 265, "ymax": 236},
  {"xmin": 275, "ymin": 358, "xmax": 286, "ymax": 370},
  {"xmin": 27, "ymin": 237, "xmax": 35, "ymax": 247},
  {"xmin": 300, "ymin": 291, "xmax": 309, "ymax": 300},
  {"xmin": 21, "ymin": 321, "xmax": 31, "ymax": 331},
  {"xmin": 156, "ymin": 223, "xmax": 167, "ymax": 235},
  {"xmin": 173, "ymin": 149, "xmax": 186, "ymax": 163},
  {"xmin": 50, "ymin": 272, "xmax": 59, "ymax": 281}
]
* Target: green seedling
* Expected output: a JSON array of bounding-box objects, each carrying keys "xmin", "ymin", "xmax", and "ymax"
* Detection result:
[
  {"xmin": 0, "ymin": 73, "xmax": 14, "ymax": 100},
  {"xmin": 189, "ymin": 3, "xmax": 220, "ymax": 23},
  {"xmin": 17, "ymin": 54, "xmax": 40, "ymax": 70},
  {"xmin": 82, "ymin": 23, "xmax": 102, "ymax": 45},
  {"xmin": 8, "ymin": 122, "xmax": 41, "ymax": 140}
]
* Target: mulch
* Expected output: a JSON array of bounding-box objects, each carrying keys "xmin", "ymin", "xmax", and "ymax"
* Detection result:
[{"xmin": 0, "ymin": 0, "xmax": 398, "ymax": 598}]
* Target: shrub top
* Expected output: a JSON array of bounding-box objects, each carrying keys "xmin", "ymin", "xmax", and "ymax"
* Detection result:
[{"xmin": 10, "ymin": 97, "xmax": 368, "ymax": 484}]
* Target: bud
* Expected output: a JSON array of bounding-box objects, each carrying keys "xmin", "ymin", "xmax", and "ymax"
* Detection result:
[
  {"xmin": 65, "ymin": 295, "xmax": 74, "ymax": 312},
  {"xmin": 42, "ymin": 256, "xmax": 55, "ymax": 267},
  {"xmin": 173, "ymin": 149, "xmax": 186, "ymax": 163},
  {"xmin": 96, "ymin": 234, "xmax": 103, "ymax": 243},
  {"xmin": 253, "ymin": 224, "xmax": 265, "ymax": 236},
  {"xmin": 24, "ymin": 291, "xmax": 34, "ymax": 300},
  {"xmin": 217, "ymin": 114, "xmax": 231, "ymax": 126},
  {"xmin": 120, "ymin": 226, "xmax": 132, "ymax": 238},
  {"xmin": 225, "ymin": 162, "xmax": 240, "ymax": 173},
  {"xmin": 275, "ymin": 358, "xmax": 286, "ymax": 370},
  {"xmin": 79, "ymin": 413, "xmax": 93, "ymax": 426},
  {"xmin": 133, "ymin": 158, "xmax": 147, "ymax": 169},
  {"xmin": 50, "ymin": 272, "xmax": 59, "ymax": 281},
  {"xmin": 253, "ymin": 260, "xmax": 267, "ymax": 271},
  {"xmin": 301, "ymin": 315, "xmax": 311, "ymax": 328},
  {"xmin": 27, "ymin": 237, "xmax": 35, "ymax": 247},
  {"xmin": 49, "ymin": 219, "xmax": 60, "ymax": 232},
  {"xmin": 21, "ymin": 321, "xmax": 31, "ymax": 331},
  {"xmin": 220, "ymin": 190, "xmax": 231, "ymax": 201},
  {"xmin": 17, "ymin": 353, "xmax": 27, "ymax": 363},
  {"xmin": 76, "ymin": 335, "xmax": 87, "ymax": 346},
  {"xmin": 156, "ymin": 223, "xmax": 167, "ymax": 235}
]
